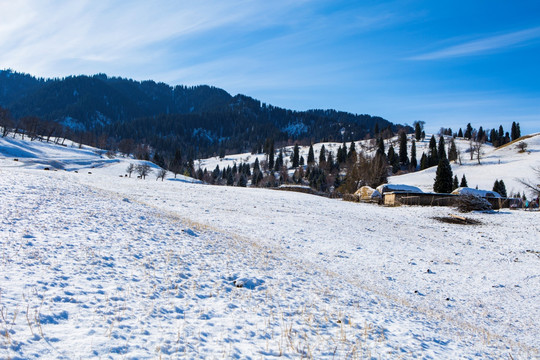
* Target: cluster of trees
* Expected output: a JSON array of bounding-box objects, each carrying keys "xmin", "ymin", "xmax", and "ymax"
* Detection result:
[
  {"xmin": 440, "ymin": 121, "xmax": 522, "ymax": 148},
  {"xmin": 0, "ymin": 70, "xmax": 409, "ymax": 162}
]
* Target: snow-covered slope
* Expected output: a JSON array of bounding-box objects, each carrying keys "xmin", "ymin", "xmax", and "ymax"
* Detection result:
[
  {"xmin": 1, "ymin": 135, "xmax": 539, "ymax": 358},
  {"xmin": 198, "ymin": 133, "xmax": 540, "ymax": 197},
  {"xmin": 389, "ymin": 133, "xmax": 540, "ymax": 195}
]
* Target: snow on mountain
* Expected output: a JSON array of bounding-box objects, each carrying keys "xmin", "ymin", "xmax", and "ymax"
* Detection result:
[
  {"xmin": 198, "ymin": 133, "xmax": 540, "ymax": 197},
  {"xmin": 0, "ymin": 134, "xmax": 539, "ymax": 358},
  {"xmin": 389, "ymin": 133, "xmax": 540, "ymax": 195}
]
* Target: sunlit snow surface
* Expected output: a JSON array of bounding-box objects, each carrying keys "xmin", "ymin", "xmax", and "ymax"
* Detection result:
[{"xmin": 0, "ymin": 134, "xmax": 539, "ymax": 358}]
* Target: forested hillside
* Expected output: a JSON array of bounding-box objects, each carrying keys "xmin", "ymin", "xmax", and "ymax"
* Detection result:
[{"xmin": 0, "ymin": 69, "xmax": 407, "ymax": 158}]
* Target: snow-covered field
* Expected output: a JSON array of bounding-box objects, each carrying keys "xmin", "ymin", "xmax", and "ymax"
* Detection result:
[{"xmin": 1, "ymin": 135, "xmax": 539, "ymax": 358}]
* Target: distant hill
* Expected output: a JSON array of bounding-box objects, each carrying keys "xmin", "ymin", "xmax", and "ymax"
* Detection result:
[{"xmin": 0, "ymin": 69, "xmax": 409, "ymax": 158}]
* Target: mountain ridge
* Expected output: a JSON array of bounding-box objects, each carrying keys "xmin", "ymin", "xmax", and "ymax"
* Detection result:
[{"xmin": 0, "ymin": 69, "xmax": 409, "ymax": 157}]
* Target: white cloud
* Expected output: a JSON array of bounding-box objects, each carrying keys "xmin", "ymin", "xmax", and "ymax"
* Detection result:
[
  {"xmin": 0, "ymin": 1, "xmax": 305, "ymax": 77},
  {"xmin": 410, "ymin": 26, "xmax": 540, "ymax": 60}
]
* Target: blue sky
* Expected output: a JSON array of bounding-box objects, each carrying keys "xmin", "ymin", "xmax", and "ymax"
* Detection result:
[{"xmin": 1, "ymin": 0, "xmax": 539, "ymax": 135}]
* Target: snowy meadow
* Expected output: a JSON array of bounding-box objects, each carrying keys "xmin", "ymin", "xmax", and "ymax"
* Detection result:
[{"xmin": 0, "ymin": 135, "xmax": 539, "ymax": 359}]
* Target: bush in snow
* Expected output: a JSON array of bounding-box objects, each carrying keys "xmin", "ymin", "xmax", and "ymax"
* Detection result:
[{"xmin": 456, "ymin": 194, "xmax": 492, "ymax": 213}]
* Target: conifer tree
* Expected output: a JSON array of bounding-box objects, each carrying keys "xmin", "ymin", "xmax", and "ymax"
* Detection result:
[
  {"xmin": 238, "ymin": 174, "xmax": 247, "ymax": 187},
  {"xmin": 326, "ymin": 151, "xmax": 335, "ymax": 171},
  {"xmin": 348, "ymin": 142, "xmax": 356, "ymax": 160},
  {"xmin": 307, "ymin": 144, "xmax": 315, "ymax": 165},
  {"xmin": 428, "ymin": 135, "xmax": 438, "ymax": 167},
  {"xmin": 410, "ymin": 140, "xmax": 417, "ymax": 171},
  {"xmin": 438, "ymin": 136, "xmax": 447, "ymax": 160},
  {"xmin": 374, "ymin": 123, "xmax": 379, "ymax": 137},
  {"xmin": 464, "ymin": 123, "xmax": 473, "ymax": 139},
  {"xmin": 433, "ymin": 158, "xmax": 453, "ymax": 193},
  {"xmin": 415, "ymin": 122, "xmax": 422, "ymax": 141},
  {"xmin": 274, "ymin": 149, "xmax": 284, "ymax": 171},
  {"xmin": 376, "ymin": 137, "xmax": 385, "ymax": 157},
  {"xmin": 399, "ymin": 131, "xmax": 408, "ymax": 166},
  {"xmin": 477, "ymin": 126, "xmax": 486, "ymax": 142},
  {"xmin": 299, "ymin": 156, "xmax": 305, "ymax": 166},
  {"xmin": 268, "ymin": 141, "xmax": 275, "ymax": 170},
  {"xmin": 227, "ymin": 168, "xmax": 234, "ymax": 185},
  {"xmin": 292, "ymin": 143, "xmax": 300, "ymax": 168},
  {"xmin": 336, "ymin": 145, "xmax": 345, "ymax": 164},
  {"xmin": 511, "ymin": 122, "xmax": 518, "ymax": 141},
  {"xmin": 458, "ymin": 128, "xmax": 463, "ymax": 138},
  {"xmin": 253, "ymin": 157, "xmax": 260, "ymax": 173},
  {"xmin": 387, "ymin": 144, "xmax": 399, "ymax": 173},
  {"xmin": 460, "ymin": 174, "xmax": 468, "ymax": 188},
  {"xmin": 420, "ymin": 152, "xmax": 428, "ymax": 170},
  {"xmin": 493, "ymin": 179, "xmax": 507, "ymax": 197},
  {"xmin": 448, "ymin": 138, "xmax": 458, "ymax": 162},
  {"xmin": 319, "ymin": 144, "xmax": 326, "ymax": 165},
  {"xmin": 453, "ymin": 175, "xmax": 459, "ymax": 190}
]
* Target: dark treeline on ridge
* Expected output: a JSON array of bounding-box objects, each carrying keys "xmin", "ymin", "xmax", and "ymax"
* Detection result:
[{"xmin": 0, "ymin": 69, "xmax": 406, "ymax": 160}]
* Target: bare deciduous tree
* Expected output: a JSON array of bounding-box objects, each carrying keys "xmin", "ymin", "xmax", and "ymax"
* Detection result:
[
  {"xmin": 126, "ymin": 163, "xmax": 135, "ymax": 177},
  {"xmin": 156, "ymin": 168, "xmax": 167, "ymax": 181},
  {"xmin": 136, "ymin": 163, "xmax": 152, "ymax": 179},
  {"xmin": 471, "ymin": 140, "xmax": 483, "ymax": 164},
  {"xmin": 517, "ymin": 166, "xmax": 540, "ymax": 198}
]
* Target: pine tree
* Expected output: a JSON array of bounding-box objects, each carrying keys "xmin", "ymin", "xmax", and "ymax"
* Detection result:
[
  {"xmin": 410, "ymin": 140, "xmax": 417, "ymax": 171},
  {"xmin": 511, "ymin": 122, "xmax": 518, "ymax": 141},
  {"xmin": 433, "ymin": 158, "xmax": 453, "ymax": 193},
  {"xmin": 387, "ymin": 144, "xmax": 399, "ymax": 173},
  {"xmin": 493, "ymin": 179, "xmax": 507, "ymax": 197},
  {"xmin": 458, "ymin": 128, "xmax": 463, "ymax": 138},
  {"xmin": 420, "ymin": 152, "xmax": 428, "ymax": 170},
  {"xmin": 399, "ymin": 131, "xmax": 408, "ymax": 166},
  {"xmin": 348, "ymin": 142, "xmax": 356, "ymax": 160},
  {"xmin": 489, "ymin": 128, "xmax": 498, "ymax": 146},
  {"xmin": 428, "ymin": 135, "xmax": 438, "ymax": 167},
  {"xmin": 274, "ymin": 149, "xmax": 284, "ymax": 171},
  {"xmin": 227, "ymin": 168, "xmax": 234, "ymax": 185},
  {"xmin": 464, "ymin": 123, "xmax": 473, "ymax": 139},
  {"xmin": 336, "ymin": 145, "xmax": 345, "ymax": 164},
  {"xmin": 460, "ymin": 174, "xmax": 468, "ymax": 188},
  {"xmin": 448, "ymin": 138, "xmax": 458, "ymax": 162},
  {"xmin": 326, "ymin": 151, "xmax": 335, "ymax": 171},
  {"xmin": 438, "ymin": 136, "xmax": 446, "ymax": 160},
  {"xmin": 253, "ymin": 157, "xmax": 260, "ymax": 173},
  {"xmin": 268, "ymin": 141, "xmax": 275, "ymax": 170},
  {"xmin": 415, "ymin": 122, "xmax": 422, "ymax": 141},
  {"xmin": 477, "ymin": 126, "xmax": 485, "ymax": 142},
  {"xmin": 292, "ymin": 143, "xmax": 300, "ymax": 168},
  {"xmin": 453, "ymin": 175, "xmax": 459, "ymax": 190},
  {"xmin": 238, "ymin": 174, "xmax": 247, "ymax": 187},
  {"xmin": 376, "ymin": 137, "xmax": 385, "ymax": 157},
  {"xmin": 319, "ymin": 144, "xmax": 326, "ymax": 165},
  {"xmin": 307, "ymin": 144, "xmax": 315, "ymax": 165}
]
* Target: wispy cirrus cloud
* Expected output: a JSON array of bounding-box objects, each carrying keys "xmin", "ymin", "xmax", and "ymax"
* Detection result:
[{"xmin": 409, "ymin": 26, "xmax": 540, "ymax": 60}]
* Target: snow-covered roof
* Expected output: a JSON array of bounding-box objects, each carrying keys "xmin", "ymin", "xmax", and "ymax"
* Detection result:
[
  {"xmin": 451, "ymin": 187, "xmax": 501, "ymax": 198},
  {"xmin": 376, "ymin": 184, "xmax": 424, "ymax": 194}
]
